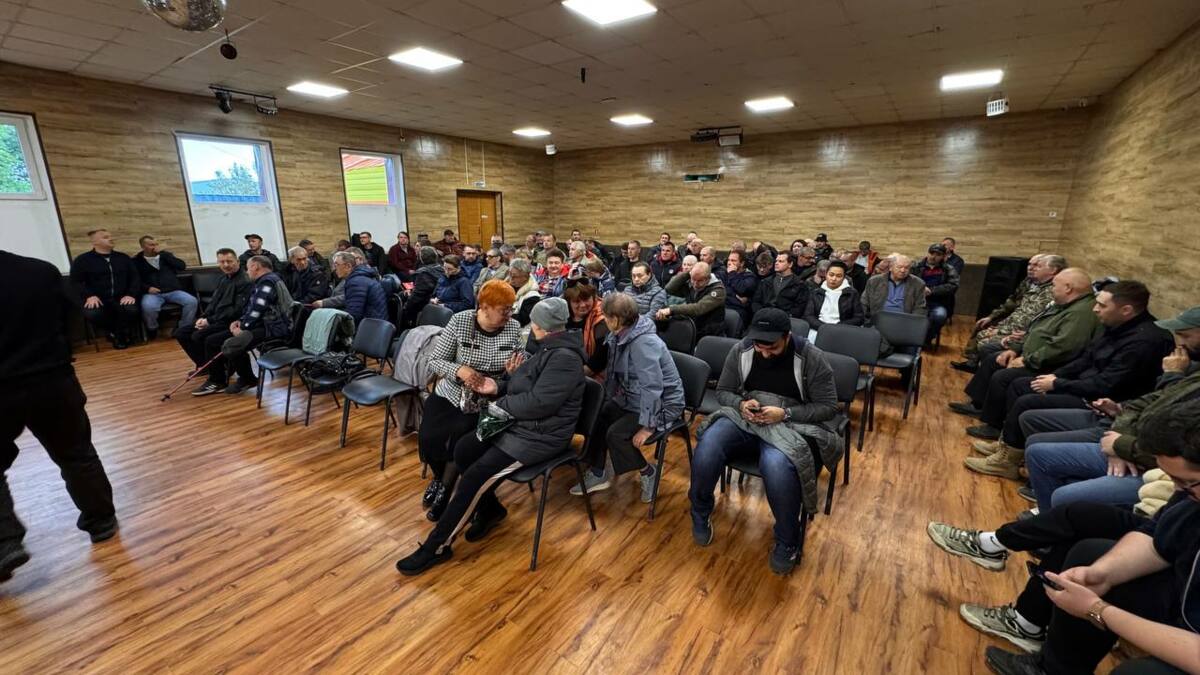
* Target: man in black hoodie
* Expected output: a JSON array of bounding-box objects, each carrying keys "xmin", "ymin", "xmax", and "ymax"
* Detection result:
[
  {"xmin": 177, "ymin": 248, "xmax": 251, "ymax": 392},
  {"xmin": 133, "ymin": 235, "xmax": 198, "ymax": 339},
  {"xmin": 69, "ymin": 228, "xmax": 141, "ymax": 349},
  {"xmin": 1, "ymin": 250, "xmax": 118, "ymax": 582}
]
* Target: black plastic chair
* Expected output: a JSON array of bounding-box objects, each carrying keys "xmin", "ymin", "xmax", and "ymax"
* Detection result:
[
  {"xmin": 340, "ymin": 323, "xmax": 420, "ymax": 470},
  {"xmin": 417, "ymin": 303, "xmax": 454, "ymax": 328},
  {"xmin": 823, "ymin": 351, "xmax": 860, "ymax": 512},
  {"xmin": 254, "ymin": 309, "xmax": 336, "ymax": 420},
  {"xmin": 657, "ymin": 316, "xmax": 697, "ymax": 354},
  {"xmin": 723, "ymin": 309, "xmax": 743, "ymax": 338},
  {"xmin": 694, "ymin": 336, "xmax": 738, "ymax": 415},
  {"xmin": 300, "ymin": 318, "xmax": 395, "ymax": 426},
  {"xmin": 815, "ymin": 324, "xmax": 881, "ymax": 450},
  {"xmin": 790, "ymin": 318, "xmax": 811, "ymax": 339},
  {"xmin": 644, "ymin": 351, "xmax": 706, "ymax": 520},
  {"xmin": 504, "ymin": 378, "xmax": 604, "ymax": 571},
  {"xmin": 873, "ymin": 311, "xmax": 929, "ymax": 419}
]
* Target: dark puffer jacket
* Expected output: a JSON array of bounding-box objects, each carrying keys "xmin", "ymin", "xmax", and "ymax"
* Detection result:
[
  {"xmin": 492, "ymin": 331, "xmax": 586, "ymax": 465},
  {"xmin": 343, "ymin": 265, "xmax": 388, "ymax": 324}
]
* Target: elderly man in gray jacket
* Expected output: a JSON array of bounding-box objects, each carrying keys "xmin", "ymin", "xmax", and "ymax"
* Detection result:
[
  {"xmin": 861, "ymin": 254, "xmax": 928, "ymax": 321},
  {"xmin": 688, "ymin": 308, "xmax": 843, "ymax": 575}
]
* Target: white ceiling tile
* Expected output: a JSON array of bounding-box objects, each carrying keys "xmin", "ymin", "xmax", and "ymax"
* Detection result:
[
  {"xmin": 403, "ymin": 0, "xmax": 498, "ymax": 31},
  {"xmin": 0, "ymin": 46, "xmax": 85, "ymax": 71},
  {"xmin": 7, "ymin": 23, "xmax": 107, "ymax": 52},
  {"xmin": 512, "ymin": 39, "xmax": 582, "ymax": 65},
  {"xmin": 463, "ymin": 19, "xmax": 546, "ymax": 51}
]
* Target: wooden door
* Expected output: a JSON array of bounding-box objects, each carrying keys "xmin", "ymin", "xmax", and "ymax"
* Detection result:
[{"xmin": 456, "ymin": 191, "xmax": 499, "ymax": 247}]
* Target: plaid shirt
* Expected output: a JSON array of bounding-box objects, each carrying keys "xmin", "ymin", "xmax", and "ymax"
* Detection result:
[{"xmin": 427, "ymin": 310, "xmax": 522, "ymax": 410}]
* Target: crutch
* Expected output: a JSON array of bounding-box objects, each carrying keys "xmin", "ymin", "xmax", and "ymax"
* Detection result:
[{"xmin": 160, "ymin": 353, "xmax": 223, "ymax": 402}]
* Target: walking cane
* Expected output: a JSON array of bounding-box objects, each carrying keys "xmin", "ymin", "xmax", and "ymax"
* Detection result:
[{"xmin": 160, "ymin": 353, "xmax": 222, "ymax": 402}]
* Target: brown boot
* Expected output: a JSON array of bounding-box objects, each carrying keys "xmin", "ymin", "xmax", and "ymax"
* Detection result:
[
  {"xmin": 971, "ymin": 439, "xmax": 1001, "ymax": 456},
  {"xmin": 964, "ymin": 443, "xmax": 1024, "ymax": 480}
]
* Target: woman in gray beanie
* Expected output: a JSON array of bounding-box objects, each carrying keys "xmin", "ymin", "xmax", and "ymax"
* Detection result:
[{"xmin": 397, "ymin": 297, "xmax": 588, "ymax": 576}]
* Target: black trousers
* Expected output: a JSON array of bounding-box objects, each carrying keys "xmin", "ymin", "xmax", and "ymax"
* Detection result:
[
  {"xmin": 964, "ymin": 350, "xmax": 1036, "ymax": 419},
  {"xmin": 1039, "ymin": 539, "xmax": 1176, "ymax": 675},
  {"xmin": 995, "ymin": 502, "xmax": 1145, "ymax": 628},
  {"xmin": 586, "ymin": 401, "xmax": 648, "ymax": 476},
  {"xmin": 83, "ymin": 301, "xmax": 140, "ymax": 338},
  {"xmin": 1111, "ymin": 658, "xmax": 1187, "ymax": 674},
  {"xmin": 426, "ymin": 432, "xmax": 522, "ymax": 552},
  {"xmin": 176, "ymin": 323, "xmax": 233, "ymax": 370},
  {"xmin": 225, "ymin": 328, "xmax": 266, "ymax": 385},
  {"xmin": 0, "ymin": 371, "xmax": 116, "ymax": 547},
  {"xmin": 995, "ymin": 386, "xmax": 1091, "ymax": 449},
  {"xmin": 417, "ymin": 393, "xmax": 479, "ymax": 479}
]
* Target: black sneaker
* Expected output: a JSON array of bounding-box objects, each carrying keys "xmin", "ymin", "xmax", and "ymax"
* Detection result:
[
  {"xmin": 691, "ymin": 513, "xmax": 713, "ymax": 547},
  {"xmin": 223, "ymin": 377, "xmax": 259, "ymax": 394},
  {"xmin": 88, "ymin": 518, "xmax": 119, "ymax": 543},
  {"xmin": 146, "ymin": 328, "xmax": 158, "ymax": 340},
  {"xmin": 983, "ymin": 646, "xmax": 1047, "ymax": 674},
  {"xmin": 192, "ymin": 381, "xmax": 223, "ymax": 396},
  {"xmin": 113, "ymin": 337, "xmax": 128, "ymax": 350},
  {"xmin": 396, "ymin": 543, "xmax": 452, "ymax": 576},
  {"xmin": 1017, "ymin": 484, "xmax": 1037, "ymax": 504},
  {"xmin": 422, "ymin": 479, "xmax": 443, "ymax": 509},
  {"xmin": 967, "ymin": 424, "xmax": 1001, "ymax": 440},
  {"xmin": 0, "ymin": 545, "xmax": 31, "ymax": 582},
  {"xmin": 1017, "ymin": 509, "xmax": 1038, "ymax": 522},
  {"xmin": 950, "ymin": 360, "xmax": 978, "ymax": 373},
  {"xmin": 949, "ymin": 401, "xmax": 982, "ymax": 417},
  {"xmin": 464, "ymin": 506, "xmax": 507, "ymax": 543},
  {"xmin": 769, "ymin": 541, "xmax": 800, "ymax": 575}
]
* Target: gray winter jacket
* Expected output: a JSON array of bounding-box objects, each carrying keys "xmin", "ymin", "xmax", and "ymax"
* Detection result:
[
  {"xmin": 623, "ymin": 278, "xmax": 668, "ymax": 316},
  {"xmin": 604, "ymin": 314, "xmax": 686, "ymax": 431}
]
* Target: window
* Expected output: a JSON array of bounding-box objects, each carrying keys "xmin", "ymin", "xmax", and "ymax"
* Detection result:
[
  {"xmin": 176, "ymin": 133, "xmax": 285, "ymax": 265},
  {"xmin": 342, "ymin": 152, "xmax": 395, "ymax": 205},
  {"xmin": 0, "ymin": 112, "xmax": 68, "ymax": 271},
  {"xmin": 0, "ymin": 114, "xmax": 43, "ymax": 199},
  {"xmin": 179, "ymin": 136, "xmax": 267, "ymax": 203}
]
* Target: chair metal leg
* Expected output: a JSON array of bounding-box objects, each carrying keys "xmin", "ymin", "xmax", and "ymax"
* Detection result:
[
  {"xmin": 573, "ymin": 461, "xmax": 597, "ymax": 530},
  {"xmin": 380, "ymin": 397, "xmax": 391, "ymax": 471},
  {"xmin": 824, "ymin": 463, "xmax": 836, "ymax": 515},
  {"xmin": 843, "ymin": 428, "xmax": 851, "ymax": 486},
  {"xmin": 304, "ymin": 388, "xmax": 314, "ymax": 426},
  {"xmin": 868, "ymin": 381, "xmax": 876, "ymax": 431},
  {"xmin": 421, "ymin": 463, "xmax": 428, "ymax": 479},
  {"xmin": 284, "ymin": 368, "xmax": 296, "ymax": 424},
  {"xmin": 256, "ymin": 367, "xmax": 266, "ymax": 408},
  {"xmin": 527, "ymin": 481, "xmax": 535, "ymax": 493},
  {"xmin": 681, "ymin": 426, "xmax": 693, "ymax": 464},
  {"xmin": 339, "ymin": 397, "xmax": 351, "ymax": 447},
  {"xmin": 530, "ymin": 471, "xmax": 552, "ymax": 571},
  {"xmin": 856, "ymin": 398, "xmax": 868, "ymax": 451},
  {"xmin": 648, "ymin": 438, "xmax": 667, "ymax": 521},
  {"xmin": 902, "ymin": 363, "xmax": 917, "ymax": 420},
  {"xmin": 913, "ymin": 358, "xmax": 923, "ymax": 407}
]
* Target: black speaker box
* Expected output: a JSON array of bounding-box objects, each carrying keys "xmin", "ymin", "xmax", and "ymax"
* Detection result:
[{"xmin": 976, "ymin": 256, "xmax": 1030, "ymax": 319}]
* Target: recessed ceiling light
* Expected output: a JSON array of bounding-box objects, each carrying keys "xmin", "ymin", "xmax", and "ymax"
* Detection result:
[
  {"xmin": 745, "ymin": 96, "xmax": 794, "ymax": 112},
  {"xmin": 611, "ymin": 113, "xmax": 653, "ymax": 126},
  {"xmin": 286, "ymin": 81, "xmax": 348, "ymax": 98},
  {"xmin": 563, "ymin": 0, "xmax": 657, "ymax": 26},
  {"xmin": 940, "ymin": 69, "xmax": 1004, "ymax": 91},
  {"xmin": 389, "ymin": 47, "xmax": 463, "ymax": 72},
  {"xmin": 513, "ymin": 127, "xmax": 551, "ymax": 137}
]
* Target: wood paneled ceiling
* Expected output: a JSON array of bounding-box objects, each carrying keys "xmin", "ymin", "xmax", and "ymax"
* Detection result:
[{"xmin": 0, "ymin": 0, "xmax": 1197, "ymax": 150}]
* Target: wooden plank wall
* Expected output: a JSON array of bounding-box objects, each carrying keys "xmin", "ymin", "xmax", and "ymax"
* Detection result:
[
  {"xmin": 552, "ymin": 110, "xmax": 1093, "ymax": 264},
  {"xmin": 0, "ymin": 63, "xmax": 554, "ymax": 264},
  {"xmin": 1060, "ymin": 22, "xmax": 1200, "ymax": 318}
]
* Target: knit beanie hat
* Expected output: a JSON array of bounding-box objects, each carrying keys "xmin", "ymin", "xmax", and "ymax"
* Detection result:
[{"xmin": 530, "ymin": 297, "xmax": 569, "ymax": 332}]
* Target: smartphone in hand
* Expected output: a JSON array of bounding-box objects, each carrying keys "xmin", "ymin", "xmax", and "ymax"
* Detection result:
[{"xmin": 1026, "ymin": 561, "xmax": 1064, "ymax": 591}]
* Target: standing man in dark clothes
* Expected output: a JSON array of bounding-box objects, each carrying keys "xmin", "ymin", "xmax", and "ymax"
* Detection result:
[
  {"xmin": 178, "ymin": 248, "xmax": 251, "ymax": 392},
  {"xmin": 238, "ymin": 233, "xmax": 281, "ymax": 272},
  {"xmin": 357, "ymin": 231, "xmax": 389, "ymax": 274},
  {"xmin": 132, "ymin": 235, "xmax": 198, "ymax": 339},
  {"xmin": 0, "ymin": 251, "xmax": 118, "ymax": 583},
  {"xmin": 70, "ymin": 228, "xmax": 141, "ymax": 349}
]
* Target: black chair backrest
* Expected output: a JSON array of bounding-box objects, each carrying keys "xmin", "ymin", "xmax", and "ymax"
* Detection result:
[
  {"xmin": 670, "ymin": 350, "xmax": 710, "ymax": 410},
  {"xmin": 694, "ymin": 336, "xmax": 737, "ymax": 382},
  {"xmin": 352, "ymin": 318, "xmax": 397, "ymax": 360},
  {"xmin": 417, "ymin": 303, "xmax": 454, "ymax": 328},
  {"xmin": 790, "ymin": 318, "xmax": 810, "ymax": 339},
  {"xmin": 822, "ymin": 351, "xmax": 860, "ymax": 406},
  {"xmin": 814, "ymin": 324, "xmax": 881, "ymax": 367},
  {"xmin": 574, "ymin": 378, "xmax": 605, "ymax": 457},
  {"xmin": 873, "ymin": 311, "xmax": 929, "ymax": 350},
  {"xmin": 192, "ymin": 270, "xmax": 222, "ymax": 301},
  {"xmin": 658, "ymin": 316, "xmax": 697, "ymax": 353},
  {"xmin": 723, "ymin": 309, "xmax": 743, "ymax": 337}
]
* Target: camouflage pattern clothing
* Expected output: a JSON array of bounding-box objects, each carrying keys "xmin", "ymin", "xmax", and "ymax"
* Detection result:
[{"xmin": 962, "ymin": 280, "xmax": 1054, "ymax": 360}]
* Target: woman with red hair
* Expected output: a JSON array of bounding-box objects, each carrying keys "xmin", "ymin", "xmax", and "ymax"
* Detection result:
[{"xmin": 418, "ymin": 279, "xmax": 522, "ymax": 520}]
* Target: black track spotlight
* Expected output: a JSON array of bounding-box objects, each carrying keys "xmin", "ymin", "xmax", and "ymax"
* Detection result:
[
  {"xmin": 220, "ymin": 29, "xmax": 237, "ymax": 59},
  {"xmin": 215, "ymin": 89, "xmax": 234, "ymax": 114}
]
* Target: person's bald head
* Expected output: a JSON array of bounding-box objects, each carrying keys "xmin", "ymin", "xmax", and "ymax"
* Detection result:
[
  {"xmin": 1052, "ymin": 268, "xmax": 1093, "ymax": 304},
  {"xmin": 690, "ymin": 261, "xmax": 711, "ymax": 290}
]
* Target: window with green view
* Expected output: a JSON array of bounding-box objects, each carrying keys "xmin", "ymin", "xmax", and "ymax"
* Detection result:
[{"xmin": 0, "ymin": 122, "xmax": 34, "ymax": 195}]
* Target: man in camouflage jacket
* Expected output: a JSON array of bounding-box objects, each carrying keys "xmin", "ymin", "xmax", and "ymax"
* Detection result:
[{"xmin": 953, "ymin": 254, "xmax": 1065, "ymax": 371}]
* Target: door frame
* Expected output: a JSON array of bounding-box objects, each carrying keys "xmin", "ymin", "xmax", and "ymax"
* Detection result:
[{"xmin": 454, "ymin": 189, "xmax": 503, "ymax": 243}]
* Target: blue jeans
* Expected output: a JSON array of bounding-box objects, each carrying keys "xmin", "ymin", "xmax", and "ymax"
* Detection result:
[
  {"xmin": 926, "ymin": 303, "xmax": 949, "ymax": 342},
  {"xmin": 688, "ymin": 417, "xmax": 804, "ymax": 547},
  {"xmin": 1025, "ymin": 442, "xmax": 1143, "ymax": 513},
  {"xmin": 140, "ymin": 290, "xmax": 198, "ymax": 331}
]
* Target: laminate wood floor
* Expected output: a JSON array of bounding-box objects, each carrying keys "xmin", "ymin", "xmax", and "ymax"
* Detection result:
[{"xmin": 2, "ymin": 323, "xmax": 1043, "ymax": 674}]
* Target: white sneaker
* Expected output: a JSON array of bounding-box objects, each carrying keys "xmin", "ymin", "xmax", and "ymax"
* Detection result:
[{"xmin": 569, "ymin": 470, "xmax": 611, "ymax": 496}]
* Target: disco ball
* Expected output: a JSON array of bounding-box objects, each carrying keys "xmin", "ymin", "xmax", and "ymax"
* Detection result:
[{"xmin": 143, "ymin": 0, "xmax": 226, "ymax": 32}]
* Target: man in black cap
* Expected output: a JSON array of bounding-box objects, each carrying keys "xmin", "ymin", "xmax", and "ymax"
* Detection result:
[
  {"xmin": 812, "ymin": 233, "xmax": 833, "ymax": 261},
  {"xmin": 688, "ymin": 308, "xmax": 841, "ymax": 575},
  {"xmin": 912, "ymin": 243, "xmax": 960, "ymax": 344},
  {"xmin": 1, "ymin": 250, "xmax": 118, "ymax": 583},
  {"xmin": 238, "ymin": 233, "xmax": 281, "ymax": 272}
]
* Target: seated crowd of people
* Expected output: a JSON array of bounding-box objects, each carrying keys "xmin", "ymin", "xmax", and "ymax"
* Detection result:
[{"xmin": 67, "ymin": 225, "xmax": 1200, "ymax": 673}]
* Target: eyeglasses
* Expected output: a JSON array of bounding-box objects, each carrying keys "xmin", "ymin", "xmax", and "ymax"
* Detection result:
[{"xmin": 1171, "ymin": 476, "xmax": 1200, "ymax": 491}]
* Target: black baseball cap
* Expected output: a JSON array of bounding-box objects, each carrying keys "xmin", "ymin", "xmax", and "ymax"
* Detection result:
[
  {"xmin": 746, "ymin": 308, "xmax": 791, "ymax": 342},
  {"xmin": 928, "ymin": 243, "xmax": 947, "ymax": 254},
  {"xmin": 815, "ymin": 233, "xmax": 828, "ymax": 242},
  {"xmin": 244, "ymin": 233, "xmax": 263, "ymax": 241}
]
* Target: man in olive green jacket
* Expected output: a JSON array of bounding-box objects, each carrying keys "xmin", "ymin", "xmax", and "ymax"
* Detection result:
[{"xmin": 957, "ymin": 268, "xmax": 1099, "ymax": 422}]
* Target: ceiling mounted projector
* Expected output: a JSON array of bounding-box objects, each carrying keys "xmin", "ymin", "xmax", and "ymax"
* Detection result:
[{"xmin": 143, "ymin": 0, "xmax": 226, "ymax": 32}]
